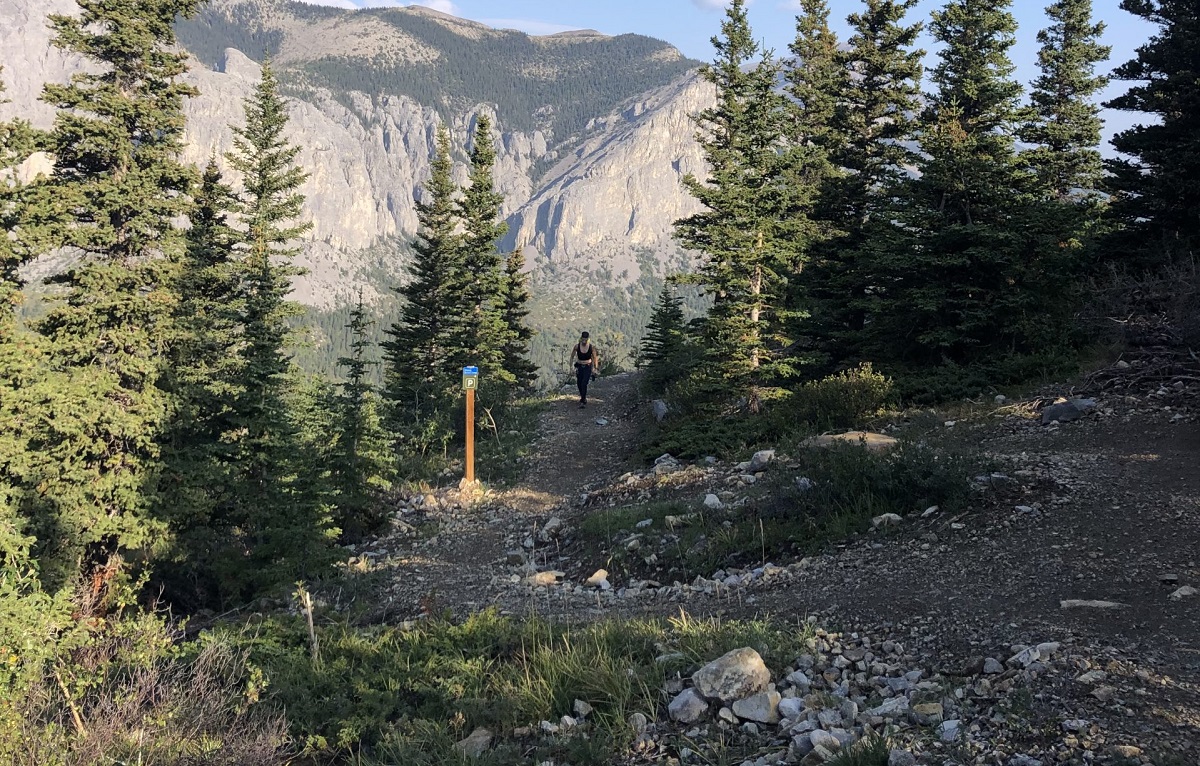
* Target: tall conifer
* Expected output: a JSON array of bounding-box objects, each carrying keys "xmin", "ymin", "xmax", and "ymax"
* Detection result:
[
  {"xmin": 1020, "ymin": 0, "xmax": 1110, "ymax": 199},
  {"xmin": 639, "ymin": 282, "xmax": 688, "ymax": 392},
  {"xmin": 383, "ymin": 124, "xmax": 463, "ymax": 441},
  {"xmin": 498, "ymin": 246, "xmax": 538, "ymax": 390},
  {"xmin": 675, "ymin": 0, "xmax": 820, "ymax": 406},
  {"xmin": 331, "ymin": 291, "xmax": 392, "ymax": 540},
  {"xmin": 31, "ymin": 0, "xmax": 200, "ymax": 586},
  {"xmin": 870, "ymin": 0, "xmax": 1031, "ymax": 366},
  {"xmin": 1105, "ymin": 0, "xmax": 1200, "ymax": 259},
  {"xmin": 222, "ymin": 62, "xmax": 333, "ymax": 597},
  {"xmin": 453, "ymin": 115, "xmax": 510, "ymax": 393}
]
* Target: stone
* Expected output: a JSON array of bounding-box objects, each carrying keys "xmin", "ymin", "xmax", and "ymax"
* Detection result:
[
  {"xmin": 1007, "ymin": 646, "xmax": 1040, "ymax": 668},
  {"xmin": 731, "ymin": 690, "xmax": 780, "ymax": 724},
  {"xmin": 888, "ymin": 750, "xmax": 917, "ymax": 766},
  {"xmin": 802, "ymin": 431, "xmax": 898, "ymax": 452},
  {"xmin": 778, "ymin": 696, "xmax": 806, "ymax": 720},
  {"xmin": 1060, "ymin": 599, "xmax": 1126, "ymax": 609},
  {"xmin": 922, "ymin": 505, "xmax": 939, "ymax": 518},
  {"xmin": 668, "ymin": 688, "xmax": 709, "ymax": 723},
  {"xmin": 652, "ymin": 399, "xmax": 669, "ymax": 423},
  {"xmin": 1170, "ymin": 585, "xmax": 1198, "ymax": 600},
  {"xmin": 994, "ymin": 394, "xmax": 1007, "ymax": 405},
  {"xmin": 1091, "ymin": 685, "xmax": 1117, "ymax": 702},
  {"xmin": 573, "ymin": 699, "xmax": 593, "ymax": 718},
  {"xmin": 938, "ymin": 719, "xmax": 961, "ymax": 743},
  {"xmin": 910, "ymin": 702, "xmax": 944, "ymax": 725},
  {"xmin": 1109, "ymin": 745, "xmax": 1142, "ymax": 759},
  {"xmin": 1076, "ymin": 670, "xmax": 1107, "ymax": 685},
  {"xmin": 748, "ymin": 449, "xmax": 775, "ymax": 472},
  {"xmin": 808, "ymin": 730, "xmax": 842, "ymax": 753},
  {"xmin": 868, "ymin": 696, "xmax": 909, "ymax": 718},
  {"xmin": 1041, "ymin": 401, "xmax": 1083, "ymax": 424},
  {"xmin": 871, "ymin": 513, "xmax": 903, "ymax": 528},
  {"xmin": 817, "ymin": 707, "xmax": 842, "ymax": 727},
  {"xmin": 628, "ymin": 712, "xmax": 648, "ymax": 733},
  {"xmin": 539, "ymin": 517, "xmax": 565, "ymax": 541},
  {"xmin": 524, "ymin": 571, "xmax": 562, "ymax": 587},
  {"xmin": 585, "ymin": 569, "xmax": 611, "ymax": 589},
  {"xmin": 594, "ymin": 418, "xmax": 608, "ymax": 426},
  {"xmin": 704, "ymin": 493, "xmax": 723, "ymax": 510},
  {"xmin": 454, "ymin": 727, "xmax": 493, "ymax": 758},
  {"xmin": 983, "ymin": 658, "xmax": 1004, "ymax": 674},
  {"xmin": 785, "ymin": 670, "xmax": 811, "ymax": 693},
  {"xmin": 692, "ymin": 647, "xmax": 771, "ymax": 704}
]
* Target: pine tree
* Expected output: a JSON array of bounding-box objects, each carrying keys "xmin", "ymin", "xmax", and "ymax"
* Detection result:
[
  {"xmin": 157, "ymin": 160, "xmax": 245, "ymax": 603},
  {"xmin": 675, "ymin": 0, "xmax": 821, "ymax": 408},
  {"xmin": 786, "ymin": 0, "xmax": 846, "ymax": 157},
  {"xmin": 1104, "ymin": 0, "xmax": 1200, "ymax": 260},
  {"xmin": 383, "ymin": 124, "xmax": 464, "ymax": 444},
  {"xmin": 639, "ymin": 282, "xmax": 688, "ymax": 392},
  {"xmin": 30, "ymin": 0, "xmax": 201, "ymax": 588},
  {"xmin": 1020, "ymin": 0, "xmax": 1110, "ymax": 200},
  {"xmin": 221, "ymin": 61, "xmax": 333, "ymax": 598},
  {"xmin": 498, "ymin": 246, "xmax": 538, "ymax": 390},
  {"xmin": 331, "ymin": 291, "xmax": 392, "ymax": 541},
  {"xmin": 453, "ymin": 115, "xmax": 510, "ymax": 395},
  {"xmin": 870, "ymin": 0, "xmax": 1032, "ymax": 367},
  {"xmin": 808, "ymin": 0, "xmax": 924, "ymax": 362}
]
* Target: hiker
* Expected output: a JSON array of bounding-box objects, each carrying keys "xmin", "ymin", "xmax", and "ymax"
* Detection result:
[{"xmin": 570, "ymin": 331, "xmax": 599, "ymax": 408}]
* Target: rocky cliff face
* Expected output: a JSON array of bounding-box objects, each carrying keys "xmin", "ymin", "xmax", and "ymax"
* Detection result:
[{"xmin": 1, "ymin": 0, "xmax": 711, "ymax": 308}]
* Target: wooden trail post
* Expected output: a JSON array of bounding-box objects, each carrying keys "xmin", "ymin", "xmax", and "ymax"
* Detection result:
[{"xmin": 462, "ymin": 366, "xmax": 478, "ymax": 487}]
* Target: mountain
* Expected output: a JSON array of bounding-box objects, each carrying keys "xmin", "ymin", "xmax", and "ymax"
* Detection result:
[{"xmin": 0, "ymin": 0, "xmax": 714, "ymax": 373}]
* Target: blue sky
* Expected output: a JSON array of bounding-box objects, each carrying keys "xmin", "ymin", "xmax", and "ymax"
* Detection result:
[{"xmin": 302, "ymin": 0, "xmax": 1157, "ymax": 149}]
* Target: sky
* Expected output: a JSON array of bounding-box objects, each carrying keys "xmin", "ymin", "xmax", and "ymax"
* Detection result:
[{"xmin": 299, "ymin": 0, "xmax": 1158, "ymax": 150}]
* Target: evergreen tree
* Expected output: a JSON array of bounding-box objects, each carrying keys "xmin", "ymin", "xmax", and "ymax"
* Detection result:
[
  {"xmin": 675, "ymin": 0, "xmax": 821, "ymax": 408},
  {"xmin": 0, "ymin": 71, "xmax": 42, "ymax": 317},
  {"xmin": 1104, "ymin": 0, "xmax": 1200, "ymax": 259},
  {"xmin": 157, "ymin": 160, "xmax": 245, "ymax": 604},
  {"xmin": 453, "ymin": 115, "xmax": 510, "ymax": 394},
  {"xmin": 639, "ymin": 282, "xmax": 688, "ymax": 392},
  {"xmin": 786, "ymin": 0, "xmax": 846, "ymax": 157},
  {"xmin": 331, "ymin": 291, "xmax": 392, "ymax": 541},
  {"xmin": 498, "ymin": 246, "xmax": 538, "ymax": 390},
  {"xmin": 870, "ymin": 0, "xmax": 1032, "ymax": 366},
  {"xmin": 1020, "ymin": 0, "xmax": 1110, "ymax": 199},
  {"xmin": 30, "ymin": 0, "xmax": 201, "ymax": 588},
  {"xmin": 383, "ymin": 124, "xmax": 464, "ymax": 445},
  {"xmin": 222, "ymin": 62, "xmax": 334, "ymax": 598},
  {"xmin": 808, "ymin": 0, "xmax": 924, "ymax": 362}
]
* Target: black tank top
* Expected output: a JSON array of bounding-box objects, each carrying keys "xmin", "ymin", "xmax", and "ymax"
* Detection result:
[{"xmin": 576, "ymin": 343, "xmax": 594, "ymax": 362}]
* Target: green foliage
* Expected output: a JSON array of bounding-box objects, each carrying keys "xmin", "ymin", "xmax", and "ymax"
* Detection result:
[
  {"xmin": 499, "ymin": 247, "xmax": 538, "ymax": 391},
  {"xmin": 638, "ymin": 282, "xmax": 692, "ymax": 393},
  {"xmin": 826, "ymin": 732, "xmax": 892, "ymax": 766},
  {"xmin": 1104, "ymin": 0, "xmax": 1200, "ymax": 264},
  {"xmin": 0, "ymin": 70, "xmax": 42, "ymax": 315},
  {"xmin": 202, "ymin": 609, "xmax": 808, "ymax": 760},
  {"xmin": 675, "ymin": 0, "xmax": 825, "ymax": 406},
  {"xmin": 330, "ymin": 293, "xmax": 393, "ymax": 540}
]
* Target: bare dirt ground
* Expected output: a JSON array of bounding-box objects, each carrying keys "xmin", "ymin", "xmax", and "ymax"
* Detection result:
[{"xmin": 370, "ymin": 369, "xmax": 1200, "ymax": 759}]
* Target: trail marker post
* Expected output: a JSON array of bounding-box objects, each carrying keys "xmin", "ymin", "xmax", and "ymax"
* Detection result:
[{"xmin": 462, "ymin": 366, "xmax": 478, "ymax": 487}]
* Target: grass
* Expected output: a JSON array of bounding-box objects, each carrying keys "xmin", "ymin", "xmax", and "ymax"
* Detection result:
[
  {"xmin": 197, "ymin": 608, "xmax": 815, "ymax": 764},
  {"xmin": 826, "ymin": 732, "xmax": 892, "ymax": 766},
  {"xmin": 579, "ymin": 440, "xmax": 982, "ymax": 580}
]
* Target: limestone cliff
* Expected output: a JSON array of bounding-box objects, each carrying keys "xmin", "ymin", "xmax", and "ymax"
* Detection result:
[{"xmin": 0, "ymin": 0, "xmax": 712, "ymax": 309}]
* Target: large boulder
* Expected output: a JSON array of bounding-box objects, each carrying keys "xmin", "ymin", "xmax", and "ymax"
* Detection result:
[{"xmin": 692, "ymin": 647, "xmax": 771, "ymax": 704}]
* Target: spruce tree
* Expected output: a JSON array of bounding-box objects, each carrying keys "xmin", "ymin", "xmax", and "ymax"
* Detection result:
[
  {"xmin": 222, "ymin": 62, "xmax": 334, "ymax": 597},
  {"xmin": 0, "ymin": 71, "xmax": 41, "ymax": 316},
  {"xmin": 1105, "ymin": 0, "xmax": 1200, "ymax": 259},
  {"xmin": 331, "ymin": 291, "xmax": 392, "ymax": 541},
  {"xmin": 498, "ymin": 246, "xmax": 538, "ymax": 390},
  {"xmin": 675, "ymin": 0, "xmax": 821, "ymax": 408},
  {"xmin": 383, "ymin": 124, "xmax": 464, "ymax": 444},
  {"xmin": 786, "ymin": 0, "xmax": 846, "ymax": 157},
  {"xmin": 808, "ymin": 0, "xmax": 924, "ymax": 362},
  {"xmin": 31, "ymin": 0, "xmax": 201, "ymax": 587},
  {"xmin": 157, "ymin": 160, "xmax": 245, "ymax": 603},
  {"xmin": 870, "ymin": 0, "xmax": 1032, "ymax": 367},
  {"xmin": 639, "ymin": 282, "xmax": 688, "ymax": 392},
  {"xmin": 453, "ymin": 115, "xmax": 510, "ymax": 394},
  {"xmin": 1020, "ymin": 0, "xmax": 1110, "ymax": 199}
]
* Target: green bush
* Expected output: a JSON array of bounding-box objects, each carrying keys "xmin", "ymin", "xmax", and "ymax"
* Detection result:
[{"xmin": 773, "ymin": 363, "xmax": 894, "ymax": 431}]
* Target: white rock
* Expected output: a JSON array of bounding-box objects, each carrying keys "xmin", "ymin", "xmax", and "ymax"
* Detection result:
[
  {"xmin": 921, "ymin": 505, "xmax": 939, "ymax": 518},
  {"xmin": 871, "ymin": 513, "xmax": 903, "ymax": 528},
  {"xmin": 454, "ymin": 727, "xmax": 493, "ymax": 758},
  {"xmin": 668, "ymin": 688, "xmax": 709, "ymax": 723},
  {"xmin": 704, "ymin": 493, "xmax": 724, "ymax": 510},
  {"xmin": 778, "ymin": 696, "xmax": 806, "ymax": 720},
  {"xmin": 983, "ymin": 658, "xmax": 1004, "ymax": 674},
  {"xmin": 692, "ymin": 647, "xmax": 771, "ymax": 704},
  {"xmin": 573, "ymin": 699, "xmax": 594, "ymax": 718},
  {"xmin": 938, "ymin": 719, "xmax": 961, "ymax": 743},
  {"xmin": 748, "ymin": 449, "xmax": 775, "ymax": 472},
  {"xmin": 1170, "ymin": 585, "xmax": 1198, "ymax": 600},
  {"xmin": 731, "ymin": 690, "xmax": 781, "ymax": 724},
  {"xmin": 1060, "ymin": 599, "xmax": 1126, "ymax": 609},
  {"xmin": 808, "ymin": 730, "xmax": 842, "ymax": 752},
  {"xmin": 585, "ymin": 569, "xmax": 611, "ymax": 590},
  {"xmin": 868, "ymin": 696, "xmax": 909, "ymax": 718}
]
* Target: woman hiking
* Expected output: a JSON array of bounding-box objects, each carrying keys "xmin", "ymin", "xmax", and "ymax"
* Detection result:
[{"xmin": 569, "ymin": 332, "xmax": 600, "ymax": 408}]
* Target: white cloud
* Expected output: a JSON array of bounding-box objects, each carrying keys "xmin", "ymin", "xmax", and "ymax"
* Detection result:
[
  {"xmin": 298, "ymin": 0, "xmax": 461, "ymax": 12},
  {"xmin": 477, "ymin": 18, "xmax": 583, "ymax": 36},
  {"xmin": 692, "ymin": 0, "xmax": 734, "ymax": 9}
]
